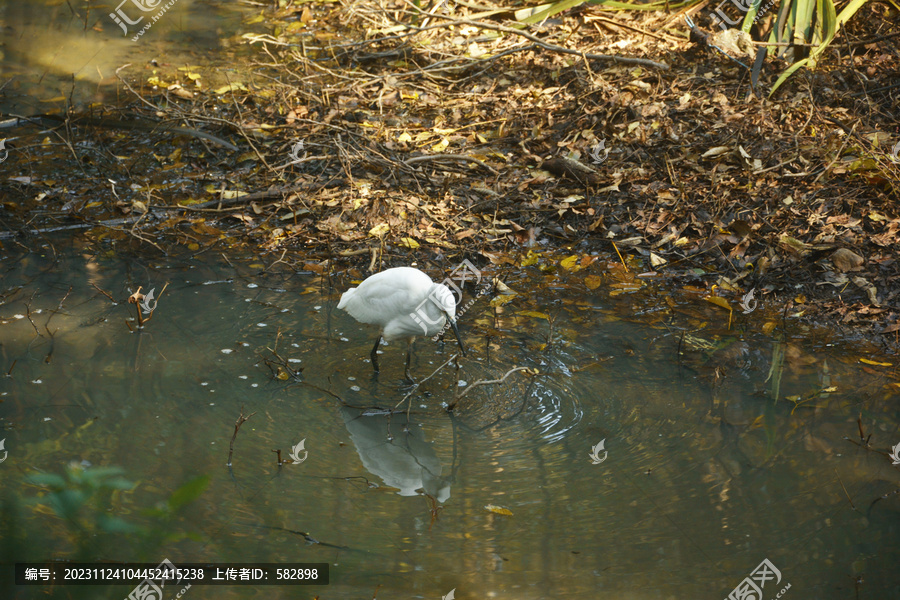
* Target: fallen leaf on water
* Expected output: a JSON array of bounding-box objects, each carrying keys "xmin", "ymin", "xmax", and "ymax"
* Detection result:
[
  {"xmin": 584, "ymin": 274, "xmax": 603, "ymax": 290},
  {"xmin": 517, "ymin": 310, "xmax": 550, "ymax": 320},
  {"xmin": 859, "ymin": 358, "xmax": 892, "ymax": 367},
  {"xmin": 559, "ymin": 255, "xmax": 580, "ymax": 270},
  {"xmin": 485, "ymin": 504, "xmax": 513, "ymax": 516},
  {"xmin": 521, "ymin": 250, "xmax": 541, "ymax": 267},
  {"xmin": 705, "ymin": 296, "xmax": 732, "ymax": 311}
]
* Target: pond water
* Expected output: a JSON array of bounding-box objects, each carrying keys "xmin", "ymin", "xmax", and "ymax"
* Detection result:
[
  {"xmin": 0, "ymin": 0, "xmax": 256, "ymax": 114},
  {"xmin": 1, "ymin": 242, "xmax": 898, "ymax": 599}
]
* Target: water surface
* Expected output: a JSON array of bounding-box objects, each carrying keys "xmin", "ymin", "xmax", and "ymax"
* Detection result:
[{"xmin": 1, "ymin": 244, "xmax": 898, "ymax": 599}]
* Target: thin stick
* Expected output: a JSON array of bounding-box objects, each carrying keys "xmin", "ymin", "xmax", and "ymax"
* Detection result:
[
  {"xmin": 403, "ymin": 154, "xmax": 500, "ymax": 176},
  {"xmin": 612, "ymin": 241, "xmax": 628, "ymax": 272},
  {"xmin": 394, "ymin": 354, "xmax": 461, "ymax": 410},
  {"xmin": 834, "ymin": 468, "xmax": 857, "ymax": 512},
  {"xmin": 449, "ymin": 366, "xmax": 531, "ymax": 409},
  {"xmin": 227, "ymin": 405, "xmax": 257, "ymax": 467},
  {"xmin": 91, "ymin": 283, "xmax": 116, "ymax": 303}
]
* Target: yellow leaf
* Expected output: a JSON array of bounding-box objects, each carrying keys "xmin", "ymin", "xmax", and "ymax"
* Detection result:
[
  {"xmin": 859, "ymin": 358, "xmax": 892, "ymax": 367},
  {"xmin": 521, "ymin": 251, "xmax": 541, "ymax": 267},
  {"xmin": 517, "ymin": 310, "xmax": 550, "ymax": 320},
  {"xmin": 431, "ymin": 138, "xmax": 450, "ymax": 152},
  {"xmin": 762, "ymin": 321, "xmax": 777, "ymax": 335},
  {"xmin": 584, "ymin": 274, "xmax": 602, "ymax": 290},
  {"xmin": 705, "ymin": 296, "xmax": 732, "ymax": 311},
  {"xmin": 397, "ymin": 131, "xmax": 412, "ymax": 143},
  {"xmin": 214, "ymin": 82, "xmax": 247, "ymax": 95},
  {"xmin": 187, "ymin": 243, "xmax": 200, "ymax": 251},
  {"xmin": 559, "ymin": 255, "xmax": 579, "ymax": 270},
  {"xmin": 399, "ymin": 237, "xmax": 419, "ymax": 249},
  {"xmin": 484, "ymin": 504, "xmax": 513, "ymax": 516},
  {"xmin": 369, "ymin": 223, "xmax": 390, "ymax": 237},
  {"xmin": 490, "ymin": 295, "xmax": 515, "ymax": 307},
  {"xmin": 85, "ymin": 201, "xmax": 103, "ymax": 209}
]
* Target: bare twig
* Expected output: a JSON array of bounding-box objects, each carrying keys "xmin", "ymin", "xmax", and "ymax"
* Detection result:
[
  {"xmin": 835, "ymin": 468, "xmax": 857, "ymax": 512},
  {"xmin": 443, "ymin": 364, "xmax": 534, "ymax": 414},
  {"xmin": 453, "ymin": 366, "xmax": 531, "ymax": 402},
  {"xmin": 394, "ymin": 354, "xmax": 461, "ymax": 410},
  {"xmin": 91, "ymin": 283, "xmax": 117, "ymax": 303},
  {"xmin": 404, "ymin": 153, "xmax": 500, "ymax": 176},
  {"xmin": 227, "ymin": 405, "xmax": 258, "ymax": 467}
]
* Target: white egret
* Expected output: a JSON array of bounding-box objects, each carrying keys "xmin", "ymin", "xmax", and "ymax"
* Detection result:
[{"xmin": 337, "ymin": 267, "xmax": 466, "ymax": 379}]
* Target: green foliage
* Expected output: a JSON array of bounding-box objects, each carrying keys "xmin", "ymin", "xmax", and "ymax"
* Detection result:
[
  {"xmin": 21, "ymin": 462, "xmax": 210, "ymax": 559},
  {"xmin": 738, "ymin": 0, "xmax": 899, "ymax": 95},
  {"xmin": 26, "ymin": 464, "xmax": 138, "ymax": 535}
]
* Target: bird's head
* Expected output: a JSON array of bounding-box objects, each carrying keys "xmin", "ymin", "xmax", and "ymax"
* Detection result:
[
  {"xmin": 428, "ymin": 284, "xmax": 457, "ymax": 319},
  {"xmin": 428, "ymin": 284, "xmax": 466, "ymax": 357}
]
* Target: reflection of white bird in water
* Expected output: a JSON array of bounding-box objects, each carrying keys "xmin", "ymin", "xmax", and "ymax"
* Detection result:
[
  {"xmin": 337, "ymin": 267, "xmax": 465, "ymax": 380},
  {"xmin": 341, "ymin": 406, "xmax": 451, "ymax": 503}
]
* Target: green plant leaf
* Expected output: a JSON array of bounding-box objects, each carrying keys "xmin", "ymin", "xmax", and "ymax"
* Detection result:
[
  {"xmin": 769, "ymin": 57, "xmax": 809, "ymax": 96},
  {"xmin": 794, "ymin": 0, "xmax": 816, "ymax": 46},
  {"xmin": 26, "ymin": 474, "xmax": 67, "ymax": 489},
  {"xmin": 835, "ymin": 0, "xmax": 870, "ymax": 30},
  {"xmin": 49, "ymin": 489, "xmax": 89, "ymax": 521},
  {"xmin": 808, "ymin": 0, "xmax": 836, "ymax": 67},
  {"xmin": 741, "ymin": 0, "xmax": 765, "ymax": 33},
  {"xmin": 167, "ymin": 475, "xmax": 210, "ymax": 512},
  {"xmin": 98, "ymin": 515, "xmax": 141, "ymax": 533}
]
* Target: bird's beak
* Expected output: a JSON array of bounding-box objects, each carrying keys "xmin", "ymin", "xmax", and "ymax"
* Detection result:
[{"xmin": 448, "ymin": 316, "xmax": 466, "ymax": 357}]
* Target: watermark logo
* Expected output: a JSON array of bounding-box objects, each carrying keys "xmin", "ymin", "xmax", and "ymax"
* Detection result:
[
  {"xmin": 890, "ymin": 141, "xmax": 900, "ymax": 164},
  {"xmin": 140, "ymin": 288, "xmax": 157, "ymax": 315},
  {"xmin": 289, "ymin": 140, "xmax": 306, "ymax": 163},
  {"xmin": 739, "ymin": 288, "xmax": 758, "ymax": 314},
  {"xmin": 0, "ymin": 438, "xmax": 7, "ymax": 464},
  {"xmin": 110, "ymin": 0, "xmax": 181, "ymax": 41},
  {"xmin": 406, "ymin": 259, "xmax": 488, "ymax": 338},
  {"xmin": 289, "ymin": 438, "xmax": 308, "ymax": 464},
  {"xmin": 126, "ymin": 558, "xmax": 190, "ymax": 600},
  {"xmin": 725, "ymin": 558, "xmax": 789, "ymax": 600},
  {"xmin": 589, "ymin": 439, "xmax": 607, "ymax": 464},
  {"xmin": 890, "ymin": 442, "xmax": 900, "ymax": 465},
  {"xmin": 442, "ymin": 588, "xmax": 456, "ymax": 600},
  {"xmin": 711, "ymin": 0, "xmax": 775, "ymax": 29},
  {"xmin": 0, "ymin": 139, "xmax": 8, "ymax": 163},
  {"xmin": 589, "ymin": 139, "xmax": 608, "ymax": 165}
]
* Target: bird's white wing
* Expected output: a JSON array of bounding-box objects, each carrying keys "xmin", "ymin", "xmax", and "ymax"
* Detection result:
[{"xmin": 339, "ymin": 273, "xmax": 425, "ymax": 326}]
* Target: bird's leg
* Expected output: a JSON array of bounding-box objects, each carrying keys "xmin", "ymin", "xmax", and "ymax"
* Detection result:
[
  {"xmin": 370, "ymin": 335, "xmax": 382, "ymax": 373},
  {"xmin": 404, "ymin": 339, "xmax": 414, "ymax": 383}
]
